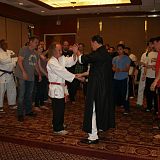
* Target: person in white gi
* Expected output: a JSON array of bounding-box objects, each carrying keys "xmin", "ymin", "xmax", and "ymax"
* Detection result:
[
  {"xmin": 0, "ymin": 39, "xmax": 17, "ymax": 113},
  {"xmin": 136, "ymin": 41, "xmax": 154, "ymax": 108},
  {"xmin": 47, "ymin": 42, "xmax": 78, "ymax": 135}
]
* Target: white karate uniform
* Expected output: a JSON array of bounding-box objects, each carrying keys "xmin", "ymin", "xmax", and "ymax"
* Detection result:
[
  {"xmin": 47, "ymin": 55, "xmax": 77, "ymax": 98},
  {"xmin": 129, "ymin": 53, "xmax": 137, "ymax": 75},
  {"xmin": 136, "ymin": 52, "xmax": 147, "ymax": 106},
  {"xmin": 0, "ymin": 48, "xmax": 17, "ymax": 108}
]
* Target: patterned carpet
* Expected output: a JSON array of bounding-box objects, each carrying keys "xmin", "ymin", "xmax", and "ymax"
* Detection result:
[
  {"xmin": 0, "ymin": 141, "xmax": 105, "ymax": 160},
  {"xmin": 1, "ymin": 90, "xmax": 160, "ymax": 160}
]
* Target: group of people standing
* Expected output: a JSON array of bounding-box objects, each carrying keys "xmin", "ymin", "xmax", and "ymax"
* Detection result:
[
  {"xmin": 1, "ymin": 34, "xmax": 160, "ymax": 144},
  {"xmin": 136, "ymin": 37, "xmax": 160, "ymax": 121},
  {"xmin": 0, "ymin": 35, "xmax": 115, "ymax": 144}
]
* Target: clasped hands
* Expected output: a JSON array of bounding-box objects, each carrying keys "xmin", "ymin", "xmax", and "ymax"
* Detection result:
[{"xmin": 75, "ymin": 73, "xmax": 85, "ymax": 82}]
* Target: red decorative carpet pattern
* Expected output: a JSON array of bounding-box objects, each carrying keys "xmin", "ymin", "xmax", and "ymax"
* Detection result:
[
  {"xmin": 0, "ymin": 141, "xmax": 105, "ymax": 160},
  {"xmin": 0, "ymin": 91, "xmax": 160, "ymax": 160}
]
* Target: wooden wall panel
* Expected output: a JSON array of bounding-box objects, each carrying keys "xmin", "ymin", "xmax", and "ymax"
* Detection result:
[
  {"xmin": 77, "ymin": 17, "xmax": 100, "ymax": 52},
  {"xmin": 0, "ymin": 16, "xmax": 6, "ymax": 40},
  {"xmin": 6, "ymin": 18, "xmax": 21, "ymax": 54},
  {"xmin": 21, "ymin": 22, "xmax": 30, "ymax": 47},
  {"xmin": 77, "ymin": 17, "xmax": 146, "ymax": 58},
  {"xmin": 147, "ymin": 17, "xmax": 160, "ymax": 39},
  {"xmin": 102, "ymin": 17, "xmax": 146, "ymax": 59},
  {"xmin": 40, "ymin": 16, "xmax": 77, "ymax": 35}
]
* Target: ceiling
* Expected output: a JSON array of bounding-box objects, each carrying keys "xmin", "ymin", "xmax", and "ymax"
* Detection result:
[
  {"xmin": 0, "ymin": 0, "xmax": 160, "ymax": 16},
  {"xmin": 38, "ymin": 0, "xmax": 131, "ymax": 8}
]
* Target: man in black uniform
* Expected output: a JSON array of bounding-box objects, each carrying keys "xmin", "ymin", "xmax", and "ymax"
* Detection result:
[{"xmin": 73, "ymin": 35, "xmax": 115, "ymax": 144}]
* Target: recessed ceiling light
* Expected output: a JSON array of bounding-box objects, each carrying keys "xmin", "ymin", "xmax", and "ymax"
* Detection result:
[
  {"xmin": 76, "ymin": 8, "xmax": 80, "ymax": 11},
  {"xmin": 41, "ymin": 10, "xmax": 45, "ymax": 13},
  {"xmin": 116, "ymin": 6, "xmax": 120, "ymax": 8},
  {"xmin": 19, "ymin": 2, "xmax": 23, "ymax": 5},
  {"xmin": 39, "ymin": 0, "xmax": 131, "ymax": 8},
  {"xmin": 150, "ymin": 9, "xmax": 156, "ymax": 12},
  {"xmin": 149, "ymin": 15, "xmax": 158, "ymax": 17}
]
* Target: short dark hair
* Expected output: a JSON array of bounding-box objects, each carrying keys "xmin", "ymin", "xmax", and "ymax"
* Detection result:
[
  {"xmin": 0, "ymin": 39, "xmax": 5, "ymax": 44},
  {"xmin": 110, "ymin": 46, "xmax": 115, "ymax": 50},
  {"xmin": 154, "ymin": 36, "xmax": 160, "ymax": 42},
  {"xmin": 149, "ymin": 38, "xmax": 156, "ymax": 43},
  {"xmin": 91, "ymin": 35, "xmax": 103, "ymax": 45},
  {"xmin": 117, "ymin": 44, "xmax": 125, "ymax": 49},
  {"xmin": 124, "ymin": 47, "xmax": 131, "ymax": 51},
  {"xmin": 78, "ymin": 43, "xmax": 85, "ymax": 47},
  {"xmin": 0, "ymin": 39, "xmax": 7, "ymax": 48},
  {"xmin": 146, "ymin": 41, "xmax": 149, "ymax": 46},
  {"xmin": 63, "ymin": 41, "xmax": 69, "ymax": 44},
  {"xmin": 29, "ymin": 36, "xmax": 39, "ymax": 42}
]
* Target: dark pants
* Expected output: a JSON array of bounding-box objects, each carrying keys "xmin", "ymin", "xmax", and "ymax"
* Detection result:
[
  {"xmin": 35, "ymin": 75, "xmax": 48, "ymax": 107},
  {"xmin": 157, "ymin": 88, "xmax": 160, "ymax": 118},
  {"xmin": 17, "ymin": 79, "xmax": 34, "ymax": 116},
  {"xmin": 113, "ymin": 78, "xmax": 130, "ymax": 111},
  {"xmin": 69, "ymin": 79, "xmax": 80, "ymax": 102},
  {"xmin": 83, "ymin": 82, "xmax": 88, "ymax": 97},
  {"xmin": 51, "ymin": 98, "xmax": 65, "ymax": 132},
  {"xmin": 145, "ymin": 77, "xmax": 158, "ymax": 112},
  {"xmin": 128, "ymin": 75, "xmax": 135, "ymax": 97}
]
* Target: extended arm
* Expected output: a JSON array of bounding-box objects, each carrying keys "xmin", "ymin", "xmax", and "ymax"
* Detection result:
[{"xmin": 65, "ymin": 54, "xmax": 77, "ymax": 67}]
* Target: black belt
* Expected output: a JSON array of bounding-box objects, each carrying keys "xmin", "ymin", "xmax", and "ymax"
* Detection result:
[{"xmin": 0, "ymin": 69, "xmax": 13, "ymax": 77}]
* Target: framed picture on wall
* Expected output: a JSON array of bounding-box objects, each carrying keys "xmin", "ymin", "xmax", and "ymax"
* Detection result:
[{"xmin": 44, "ymin": 33, "xmax": 76, "ymax": 50}]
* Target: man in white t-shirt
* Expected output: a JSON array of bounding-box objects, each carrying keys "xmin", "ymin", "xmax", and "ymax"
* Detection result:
[{"xmin": 142, "ymin": 42, "xmax": 158, "ymax": 112}]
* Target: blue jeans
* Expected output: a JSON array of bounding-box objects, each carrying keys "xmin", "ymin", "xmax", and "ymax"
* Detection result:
[{"xmin": 17, "ymin": 78, "xmax": 34, "ymax": 116}]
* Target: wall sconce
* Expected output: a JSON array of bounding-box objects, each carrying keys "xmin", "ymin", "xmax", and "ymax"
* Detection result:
[
  {"xmin": 145, "ymin": 20, "xmax": 147, "ymax": 32},
  {"xmin": 77, "ymin": 18, "xmax": 80, "ymax": 32},
  {"xmin": 56, "ymin": 16, "xmax": 61, "ymax": 25},
  {"xmin": 99, "ymin": 20, "xmax": 102, "ymax": 32}
]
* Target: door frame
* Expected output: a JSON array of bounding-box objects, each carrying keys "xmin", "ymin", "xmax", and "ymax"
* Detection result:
[{"xmin": 44, "ymin": 33, "xmax": 76, "ymax": 49}]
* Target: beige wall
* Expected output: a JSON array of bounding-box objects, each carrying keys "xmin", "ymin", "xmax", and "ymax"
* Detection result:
[
  {"xmin": 102, "ymin": 17, "xmax": 146, "ymax": 59},
  {"xmin": 0, "ymin": 15, "xmax": 159, "ymax": 58},
  {"xmin": 76, "ymin": 17, "xmax": 100, "ymax": 52},
  {"xmin": 77, "ymin": 17, "xmax": 160, "ymax": 60},
  {"xmin": 147, "ymin": 17, "xmax": 160, "ymax": 39},
  {"xmin": 0, "ymin": 16, "xmax": 31, "ymax": 54},
  {"xmin": 0, "ymin": 16, "xmax": 6, "ymax": 39}
]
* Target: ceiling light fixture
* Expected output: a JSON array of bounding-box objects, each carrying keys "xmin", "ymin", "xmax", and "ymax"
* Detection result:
[
  {"xmin": 19, "ymin": 2, "xmax": 24, "ymax": 5},
  {"xmin": 39, "ymin": 0, "xmax": 131, "ymax": 8},
  {"xmin": 150, "ymin": 15, "xmax": 158, "ymax": 17},
  {"xmin": 71, "ymin": 1, "xmax": 76, "ymax": 7},
  {"xmin": 116, "ymin": 6, "xmax": 120, "ymax": 8},
  {"xmin": 76, "ymin": 8, "xmax": 80, "ymax": 11},
  {"xmin": 41, "ymin": 10, "xmax": 45, "ymax": 12}
]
